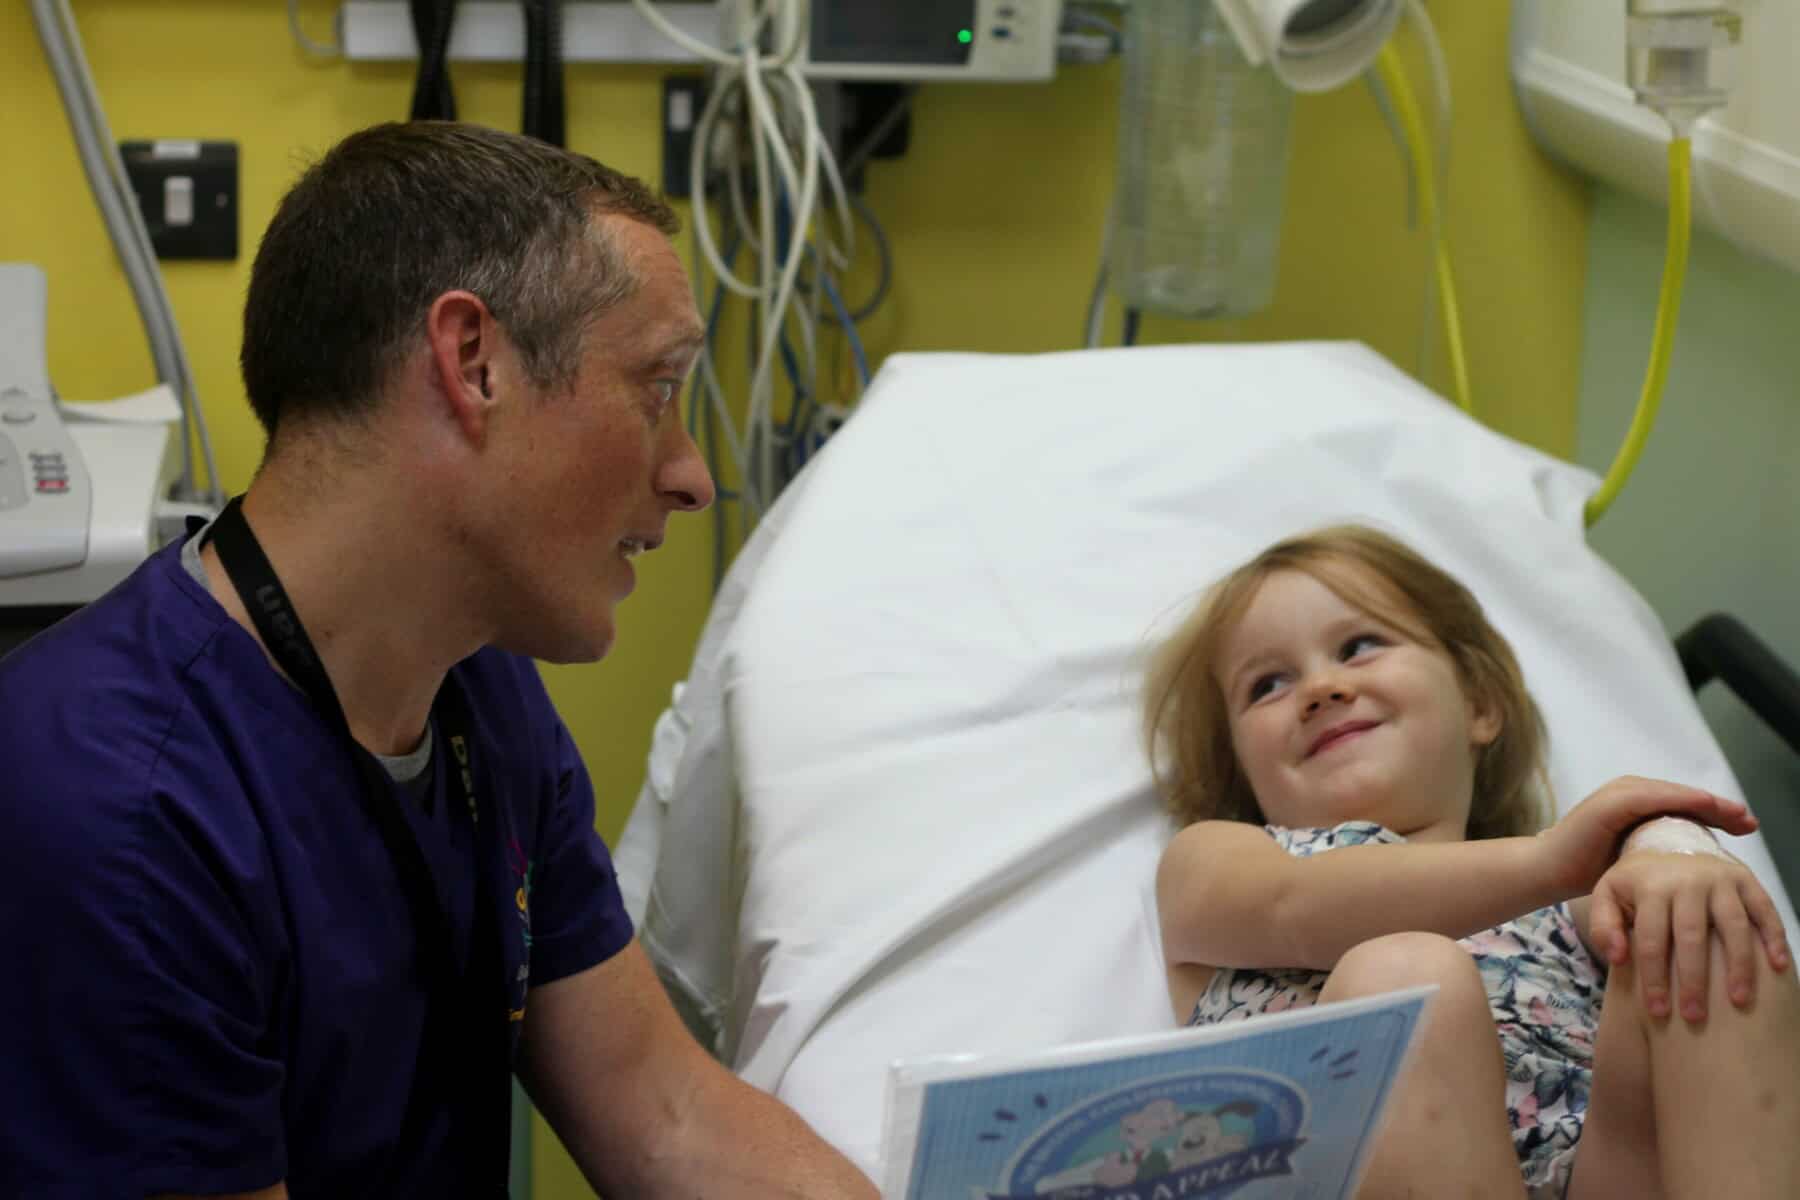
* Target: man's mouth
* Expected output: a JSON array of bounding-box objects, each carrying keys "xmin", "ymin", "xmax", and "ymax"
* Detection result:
[{"xmin": 618, "ymin": 535, "xmax": 662, "ymax": 559}]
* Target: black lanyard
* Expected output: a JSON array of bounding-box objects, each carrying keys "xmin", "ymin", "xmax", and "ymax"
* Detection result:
[{"xmin": 207, "ymin": 496, "xmax": 511, "ymax": 1197}]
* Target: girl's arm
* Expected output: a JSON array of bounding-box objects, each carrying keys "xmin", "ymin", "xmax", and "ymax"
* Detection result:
[
  {"xmin": 1157, "ymin": 820, "xmax": 1559, "ymax": 972},
  {"xmin": 1158, "ymin": 778, "xmax": 1758, "ymax": 974}
]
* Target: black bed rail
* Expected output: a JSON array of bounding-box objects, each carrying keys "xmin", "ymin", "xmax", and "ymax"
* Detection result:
[{"xmin": 1675, "ymin": 613, "xmax": 1800, "ymax": 760}]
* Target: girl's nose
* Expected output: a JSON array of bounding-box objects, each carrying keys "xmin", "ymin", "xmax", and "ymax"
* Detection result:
[{"xmin": 1301, "ymin": 675, "xmax": 1353, "ymax": 714}]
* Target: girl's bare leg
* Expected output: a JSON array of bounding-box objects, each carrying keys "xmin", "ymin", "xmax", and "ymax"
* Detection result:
[
  {"xmin": 1570, "ymin": 935, "xmax": 1800, "ymax": 1199},
  {"xmin": 1319, "ymin": 932, "xmax": 1526, "ymax": 1200}
]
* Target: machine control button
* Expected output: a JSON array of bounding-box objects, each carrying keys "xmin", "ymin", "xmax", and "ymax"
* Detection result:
[
  {"xmin": 1, "ymin": 408, "xmax": 36, "ymax": 425},
  {"xmin": 35, "ymin": 478, "xmax": 68, "ymax": 493}
]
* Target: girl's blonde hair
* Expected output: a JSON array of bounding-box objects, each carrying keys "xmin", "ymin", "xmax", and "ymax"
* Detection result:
[{"xmin": 1143, "ymin": 525, "xmax": 1550, "ymax": 840}]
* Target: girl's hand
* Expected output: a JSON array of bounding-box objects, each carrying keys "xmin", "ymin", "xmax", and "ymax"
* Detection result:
[
  {"xmin": 1588, "ymin": 847, "xmax": 1791, "ymax": 1022},
  {"xmin": 1539, "ymin": 776, "xmax": 1757, "ymax": 896}
]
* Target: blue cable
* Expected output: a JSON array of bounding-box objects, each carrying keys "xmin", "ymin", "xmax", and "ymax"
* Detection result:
[
  {"xmin": 709, "ymin": 183, "xmax": 875, "ymax": 501},
  {"xmin": 775, "ymin": 332, "xmax": 806, "ymax": 425},
  {"xmin": 772, "ymin": 187, "xmax": 871, "ymax": 387},
  {"xmin": 688, "ymin": 230, "xmax": 737, "ymax": 439},
  {"xmin": 690, "ymin": 229, "xmax": 743, "ymax": 591},
  {"xmin": 769, "ymin": 195, "xmax": 812, "ymax": 440},
  {"xmin": 692, "ymin": 285, "xmax": 737, "ymax": 502},
  {"xmin": 819, "ymin": 271, "xmax": 871, "ymax": 386}
]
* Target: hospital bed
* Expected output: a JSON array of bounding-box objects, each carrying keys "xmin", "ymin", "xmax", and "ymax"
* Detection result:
[{"xmin": 613, "ymin": 341, "xmax": 1800, "ymax": 1185}]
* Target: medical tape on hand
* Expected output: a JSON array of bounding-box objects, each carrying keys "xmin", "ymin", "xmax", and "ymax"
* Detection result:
[{"xmin": 1622, "ymin": 815, "xmax": 1733, "ymax": 860}]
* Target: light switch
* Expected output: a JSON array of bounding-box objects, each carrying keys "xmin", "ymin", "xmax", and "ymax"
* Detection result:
[
  {"xmin": 668, "ymin": 88, "xmax": 694, "ymax": 131},
  {"xmin": 120, "ymin": 139, "xmax": 238, "ymax": 259},
  {"xmin": 164, "ymin": 175, "xmax": 195, "ymax": 227}
]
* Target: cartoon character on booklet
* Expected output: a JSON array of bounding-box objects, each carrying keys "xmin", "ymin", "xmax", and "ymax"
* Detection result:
[{"xmin": 1166, "ymin": 1102, "xmax": 1258, "ymax": 1171}]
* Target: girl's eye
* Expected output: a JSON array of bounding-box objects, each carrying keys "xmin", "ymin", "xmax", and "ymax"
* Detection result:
[
  {"xmin": 1340, "ymin": 633, "xmax": 1385, "ymax": 661},
  {"xmin": 1247, "ymin": 673, "xmax": 1284, "ymax": 703}
]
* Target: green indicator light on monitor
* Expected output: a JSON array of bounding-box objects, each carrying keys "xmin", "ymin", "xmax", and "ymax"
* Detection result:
[{"xmin": 958, "ymin": 28, "xmax": 973, "ymax": 43}]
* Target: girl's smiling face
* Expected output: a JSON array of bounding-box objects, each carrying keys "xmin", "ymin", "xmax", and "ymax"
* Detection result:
[{"xmin": 1215, "ymin": 567, "xmax": 1500, "ymax": 842}]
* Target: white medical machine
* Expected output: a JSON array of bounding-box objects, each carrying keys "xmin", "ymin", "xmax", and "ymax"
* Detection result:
[
  {"xmin": 777, "ymin": 0, "xmax": 1063, "ymax": 83},
  {"xmin": 0, "ymin": 265, "xmax": 92, "ymax": 584},
  {"xmin": 8, "ymin": 1, "xmax": 225, "ymax": 657},
  {"xmin": 616, "ymin": 342, "xmax": 1800, "ymax": 1184},
  {"xmin": 0, "ymin": 264, "xmax": 183, "ymax": 655}
]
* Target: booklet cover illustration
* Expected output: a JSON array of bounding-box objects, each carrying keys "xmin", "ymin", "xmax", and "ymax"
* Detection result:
[{"xmin": 880, "ymin": 987, "xmax": 1431, "ymax": 1200}]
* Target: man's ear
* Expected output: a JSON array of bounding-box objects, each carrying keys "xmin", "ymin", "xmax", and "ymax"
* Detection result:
[{"xmin": 424, "ymin": 290, "xmax": 499, "ymax": 445}]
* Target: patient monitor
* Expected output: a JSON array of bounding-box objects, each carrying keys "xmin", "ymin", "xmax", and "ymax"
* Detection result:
[{"xmin": 0, "ymin": 264, "xmax": 180, "ymax": 654}]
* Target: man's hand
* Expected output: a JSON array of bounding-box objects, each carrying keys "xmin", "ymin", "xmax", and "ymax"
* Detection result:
[
  {"xmin": 1589, "ymin": 847, "xmax": 1791, "ymax": 1022},
  {"xmin": 518, "ymin": 942, "xmax": 877, "ymax": 1198}
]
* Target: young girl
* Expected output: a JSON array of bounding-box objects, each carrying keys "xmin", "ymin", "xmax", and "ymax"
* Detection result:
[{"xmin": 1145, "ymin": 524, "xmax": 1800, "ymax": 1199}]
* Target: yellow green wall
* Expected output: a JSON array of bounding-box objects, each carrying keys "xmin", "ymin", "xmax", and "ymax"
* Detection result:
[
  {"xmin": 3, "ymin": 2, "xmax": 1587, "ymax": 1195},
  {"xmin": 1576, "ymin": 184, "xmax": 1800, "ymax": 891}
]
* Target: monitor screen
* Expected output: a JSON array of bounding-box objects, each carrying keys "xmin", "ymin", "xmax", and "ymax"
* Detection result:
[{"xmin": 810, "ymin": 0, "xmax": 977, "ymax": 66}]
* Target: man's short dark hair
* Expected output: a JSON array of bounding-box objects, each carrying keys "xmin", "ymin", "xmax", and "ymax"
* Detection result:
[{"xmin": 240, "ymin": 121, "xmax": 680, "ymax": 437}]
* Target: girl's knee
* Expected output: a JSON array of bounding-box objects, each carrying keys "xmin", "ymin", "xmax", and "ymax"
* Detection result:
[
  {"xmin": 1324, "ymin": 932, "xmax": 1485, "ymax": 1003},
  {"xmin": 1326, "ymin": 935, "xmax": 1502, "ymax": 1080},
  {"xmin": 1606, "ymin": 939, "xmax": 1800, "ymax": 1034}
]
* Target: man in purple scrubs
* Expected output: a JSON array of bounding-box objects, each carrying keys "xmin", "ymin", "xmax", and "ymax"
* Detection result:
[{"xmin": 0, "ymin": 121, "xmax": 875, "ymax": 1200}]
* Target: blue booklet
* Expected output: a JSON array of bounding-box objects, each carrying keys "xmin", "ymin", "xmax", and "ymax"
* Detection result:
[{"xmin": 878, "ymin": 986, "xmax": 1433, "ymax": 1199}]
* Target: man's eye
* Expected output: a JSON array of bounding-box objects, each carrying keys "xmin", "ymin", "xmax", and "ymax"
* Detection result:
[{"xmin": 1340, "ymin": 634, "xmax": 1385, "ymax": 660}]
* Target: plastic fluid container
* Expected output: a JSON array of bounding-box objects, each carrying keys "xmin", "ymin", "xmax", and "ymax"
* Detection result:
[{"xmin": 1110, "ymin": 0, "xmax": 1295, "ymax": 319}]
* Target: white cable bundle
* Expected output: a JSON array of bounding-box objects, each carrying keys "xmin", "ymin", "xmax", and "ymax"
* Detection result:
[{"xmin": 632, "ymin": 0, "xmax": 860, "ymax": 522}]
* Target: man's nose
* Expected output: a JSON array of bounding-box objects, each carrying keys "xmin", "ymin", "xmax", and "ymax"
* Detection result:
[{"xmin": 658, "ymin": 422, "xmax": 716, "ymax": 512}]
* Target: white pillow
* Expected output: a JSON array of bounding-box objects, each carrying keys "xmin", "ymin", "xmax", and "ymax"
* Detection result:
[{"xmin": 620, "ymin": 341, "xmax": 1795, "ymax": 1182}]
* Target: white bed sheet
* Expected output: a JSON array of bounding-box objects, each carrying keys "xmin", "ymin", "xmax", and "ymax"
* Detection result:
[{"xmin": 617, "ymin": 341, "xmax": 1797, "ymax": 1184}]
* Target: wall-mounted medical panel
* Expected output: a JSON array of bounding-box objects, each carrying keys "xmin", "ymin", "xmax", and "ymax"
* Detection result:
[
  {"xmin": 1511, "ymin": 0, "xmax": 1800, "ymax": 276},
  {"xmin": 339, "ymin": 0, "xmax": 1063, "ymax": 80},
  {"xmin": 339, "ymin": 1, "xmax": 718, "ymax": 63}
]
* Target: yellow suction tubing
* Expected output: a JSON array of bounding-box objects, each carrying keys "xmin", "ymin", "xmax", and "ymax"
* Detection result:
[{"xmin": 1584, "ymin": 136, "xmax": 1692, "ymax": 527}]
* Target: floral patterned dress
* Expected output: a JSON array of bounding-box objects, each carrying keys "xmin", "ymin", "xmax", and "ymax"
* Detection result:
[{"xmin": 1185, "ymin": 821, "xmax": 1606, "ymax": 1199}]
